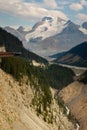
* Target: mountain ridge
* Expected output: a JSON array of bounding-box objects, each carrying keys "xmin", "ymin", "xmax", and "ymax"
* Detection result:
[{"xmin": 54, "ymin": 42, "xmax": 87, "ymax": 67}]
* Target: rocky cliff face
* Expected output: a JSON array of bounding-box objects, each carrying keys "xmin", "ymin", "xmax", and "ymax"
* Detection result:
[
  {"xmin": 0, "ymin": 68, "xmax": 76, "ymax": 130},
  {"xmin": 59, "ymin": 81, "xmax": 87, "ymax": 130}
]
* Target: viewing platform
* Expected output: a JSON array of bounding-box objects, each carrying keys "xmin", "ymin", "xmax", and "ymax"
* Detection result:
[{"xmin": 0, "ymin": 52, "xmax": 21, "ymax": 57}]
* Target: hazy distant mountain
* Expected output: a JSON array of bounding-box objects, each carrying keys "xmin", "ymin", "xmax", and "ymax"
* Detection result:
[
  {"xmin": 54, "ymin": 42, "xmax": 87, "ymax": 67},
  {"xmin": 4, "ymin": 26, "xmax": 30, "ymax": 50},
  {"xmin": 17, "ymin": 26, "xmax": 29, "ymax": 35},
  {"xmin": 4, "ymin": 26, "xmax": 25, "ymax": 41}
]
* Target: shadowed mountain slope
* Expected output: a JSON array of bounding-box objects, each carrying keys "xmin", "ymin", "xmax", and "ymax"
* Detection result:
[{"xmin": 54, "ymin": 42, "xmax": 87, "ymax": 67}]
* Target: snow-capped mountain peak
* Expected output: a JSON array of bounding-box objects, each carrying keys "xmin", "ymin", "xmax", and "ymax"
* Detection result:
[
  {"xmin": 4, "ymin": 16, "xmax": 87, "ymax": 58},
  {"xmin": 25, "ymin": 16, "xmax": 67, "ymax": 42},
  {"xmin": 17, "ymin": 26, "xmax": 24, "ymax": 33}
]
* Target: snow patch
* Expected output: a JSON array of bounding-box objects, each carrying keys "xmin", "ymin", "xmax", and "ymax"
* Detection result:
[
  {"xmin": 65, "ymin": 106, "xmax": 70, "ymax": 115},
  {"xmin": 25, "ymin": 17, "xmax": 67, "ymax": 42},
  {"xmin": 32, "ymin": 60, "xmax": 45, "ymax": 67},
  {"xmin": 76, "ymin": 123, "xmax": 80, "ymax": 130},
  {"xmin": 79, "ymin": 27, "xmax": 87, "ymax": 34}
]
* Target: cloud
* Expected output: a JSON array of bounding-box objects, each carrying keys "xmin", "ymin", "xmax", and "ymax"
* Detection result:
[
  {"xmin": 0, "ymin": 0, "xmax": 68, "ymax": 20},
  {"xmin": 43, "ymin": 0, "xmax": 58, "ymax": 9},
  {"xmin": 69, "ymin": 0, "xmax": 87, "ymax": 12},
  {"xmin": 76, "ymin": 13, "xmax": 87, "ymax": 23},
  {"xmin": 80, "ymin": 0, "xmax": 87, "ymax": 6},
  {"xmin": 69, "ymin": 3, "xmax": 83, "ymax": 11}
]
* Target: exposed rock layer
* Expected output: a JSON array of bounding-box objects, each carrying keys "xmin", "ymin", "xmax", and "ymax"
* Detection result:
[
  {"xmin": 0, "ymin": 68, "xmax": 76, "ymax": 130},
  {"xmin": 59, "ymin": 81, "xmax": 87, "ymax": 130}
]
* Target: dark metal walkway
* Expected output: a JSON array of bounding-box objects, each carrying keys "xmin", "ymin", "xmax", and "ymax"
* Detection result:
[{"xmin": 0, "ymin": 52, "xmax": 21, "ymax": 57}]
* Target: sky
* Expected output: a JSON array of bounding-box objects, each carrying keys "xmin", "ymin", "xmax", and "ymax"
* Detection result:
[{"xmin": 0, "ymin": 0, "xmax": 87, "ymax": 28}]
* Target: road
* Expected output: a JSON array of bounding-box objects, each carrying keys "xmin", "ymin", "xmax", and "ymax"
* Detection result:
[{"xmin": 58, "ymin": 63, "xmax": 87, "ymax": 70}]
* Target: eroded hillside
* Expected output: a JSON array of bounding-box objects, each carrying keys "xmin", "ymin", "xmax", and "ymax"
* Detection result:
[
  {"xmin": 0, "ymin": 67, "xmax": 77, "ymax": 130},
  {"xmin": 59, "ymin": 81, "xmax": 87, "ymax": 130}
]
